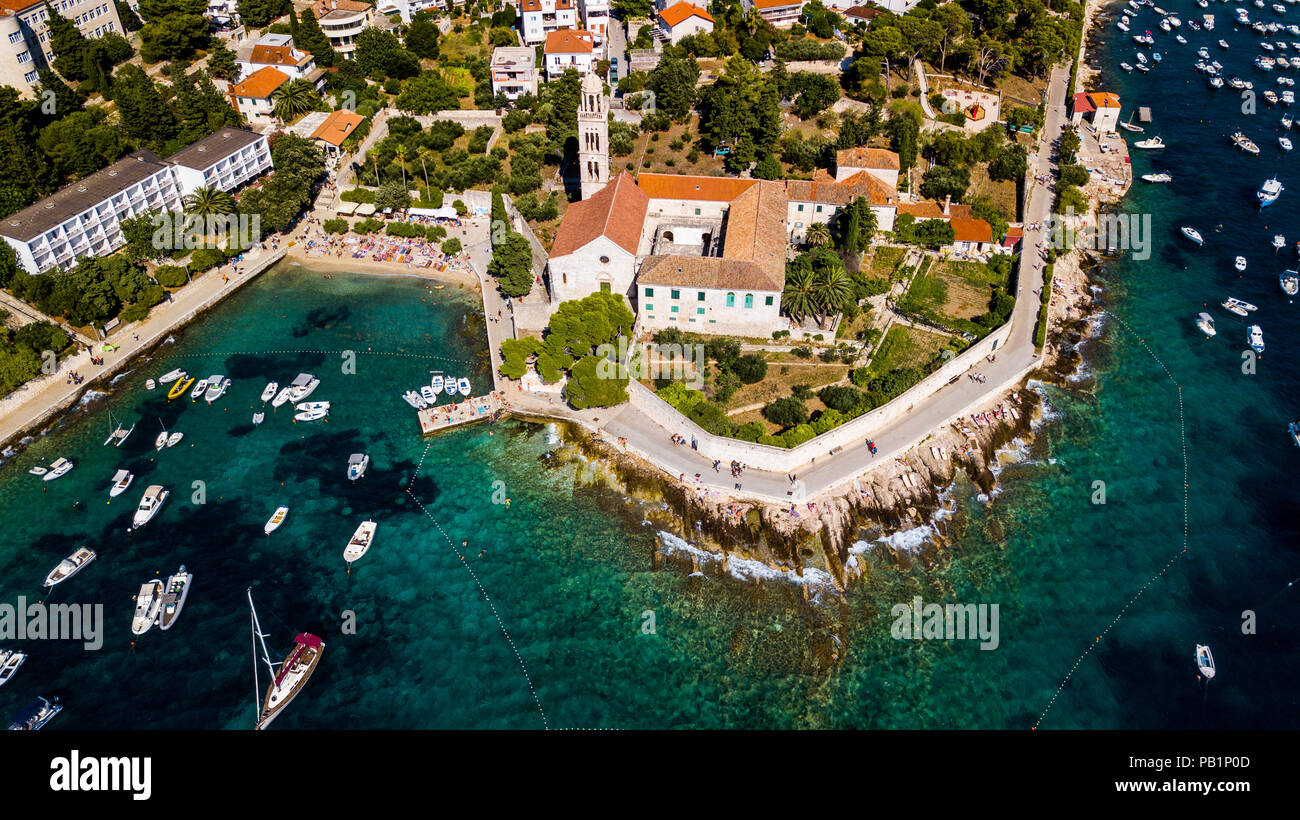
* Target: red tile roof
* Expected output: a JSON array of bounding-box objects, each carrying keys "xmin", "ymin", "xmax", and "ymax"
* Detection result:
[
  {"xmin": 1071, "ymin": 92, "xmax": 1095, "ymax": 114},
  {"xmin": 719, "ymin": 180, "xmax": 787, "ymax": 288},
  {"xmin": 785, "ymin": 171, "xmax": 898, "ymax": 208},
  {"xmin": 659, "ymin": 1, "xmax": 714, "ymax": 27},
  {"xmin": 636, "ymin": 173, "xmax": 757, "ymax": 202},
  {"xmin": 951, "ymin": 218, "xmax": 993, "ymax": 243},
  {"xmin": 550, "ymin": 173, "xmax": 648, "ymax": 258},
  {"xmin": 311, "ymin": 109, "xmax": 365, "ymax": 147},
  {"xmin": 835, "ymin": 146, "xmax": 901, "ymax": 171},
  {"xmin": 229, "ymin": 67, "xmax": 291, "ymax": 99},
  {"xmin": 249, "ymin": 44, "xmax": 313, "ymax": 67},
  {"xmin": 545, "ymin": 29, "xmax": 593, "ymax": 54}
]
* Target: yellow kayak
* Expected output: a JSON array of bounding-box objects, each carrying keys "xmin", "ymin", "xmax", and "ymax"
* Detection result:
[{"xmin": 168, "ymin": 377, "xmax": 195, "ymax": 400}]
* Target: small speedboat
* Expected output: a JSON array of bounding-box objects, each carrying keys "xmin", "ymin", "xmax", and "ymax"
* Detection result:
[
  {"xmin": 1142, "ymin": 172, "xmax": 1173, "ymax": 182},
  {"xmin": 444, "ymin": 377, "xmax": 457, "ymax": 396},
  {"xmin": 271, "ymin": 386, "xmax": 293, "ymax": 407},
  {"xmin": 265, "ymin": 506, "xmax": 289, "ymax": 535},
  {"xmin": 42, "ymin": 457, "xmax": 73, "ymax": 481},
  {"xmin": 294, "ymin": 406, "xmax": 329, "ymax": 422},
  {"xmin": 1211, "ymin": 76, "xmax": 1225, "ymax": 87},
  {"xmin": 166, "ymin": 432, "xmax": 183, "ymax": 447},
  {"xmin": 1285, "ymin": 89, "xmax": 1297, "ymax": 102},
  {"xmin": 285, "ymin": 373, "xmax": 320, "ymax": 403},
  {"xmin": 430, "ymin": 374, "xmax": 444, "ymax": 394},
  {"xmin": 155, "ymin": 430, "xmax": 168, "ymax": 450},
  {"xmin": 1196, "ymin": 312, "xmax": 1217, "ymax": 336},
  {"xmin": 1247, "ymin": 323, "xmax": 1266, "ymax": 352},
  {"xmin": 1274, "ymin": 233, "xmax": 1287, "ymax": 248},
  {"xmin": 168, "ymin": 376, "xmax": 194, "ymax": 400},
  {"xmin": 1236, "ymin": 256, "xmax": 1248, "ymax": 271},
  {"xmin": 1134, "ymin": 135, "xmax": 1166, "ymax": 148},
  {"xmin": 253, "ymin": 411, "xmax": 265, "ymax": 425},
  {"xmin": 109, "ymin": 469, "xmax": 134, "ymax": 498},
  {"xmin": 347, "ymin": 453, "xmax": 369, "ymax": 482},
  {"xmin": 1281, "ymin": 268, "xmax": 1300, "ymax": 296},
  {"xmin": 1195, "ymin": 643, "xmax": 1216, "ymax": 679},
  {"xmin": 1282, "ymin": 136, "xmax": 1295, "ymax": 150},
  {"xmin": 157, "ymin": 566, "xmax": 192, "ymax": 631},
  {"xmin": 1264, "ymin": 89, "xmax": 1280, "ymax": 103},
  {"xmin": 1222, "ymin": 296, "xmax": 1258, "ymax": 315},
  {"xmin": 158, "ymin": 369, "xmax": 187, "ymax": 384},
  {"xmin": 131, "ymin": 579, "xmax": 165, "ymax": 636},
  {"xmin": 0, "ymin": 648, "xmax": 26, "ymax": 689},
  {"xmin": 457, "ymin": 377, "xmax": 471, "ymax": 397},
  {"xmin": 8, "ymin": 696, "xmax": 62, "ymax": 730},
  {"xmin": 43, "ymin": 547, "xmax": 95, "ymax": 587},
  {"xmin": 1221, "ymin": 38, "xmax": 1231, "ymax": 47},
  {"xmin": 1177, "ymin": 33, "xmax": 1188, "ymax": 43},
  {"xmin": 189, "ymin": 378, "xmax": 209, "ymax": 400},
  {"xmin": 1181, "ymin": 226, "xmax": 1205, "ymax": 244},
  {"xmin": 1121, "ymin": 61, "xmax": 1135, "ymax": 71},
  {"xmin": 420, "ymin": 385, "xmax": 438, "ymax": 404},
  {"xmin": 260, "ymin": 381, "xmax": 278, "ymax": 402},
  {"xmin": 1259, "ymin": 176, "xmax": 1285, "ymax": 206},
  {"xmin": 131, "ymin": 485, "xmax": 169, "ymax": 531},
  {"xmin": 1231, "ymin": 131, "xmax": 1262, "ymax": 153},
  {"xmin": 344, "ymin": 520, "xmax": 377, "ymax": 565},
  {"xmin": 145, "ymin": 379, "xmax": 156, "ymax": 390},
  {"xmin": 1199, "ymin": 46, "xmax": 1212, "ymax": 58},
  {"xmin": 203, "ymin": 375, "xmax": 230, "ymax": 403},
  {"xmin": 403, "ymin": 390, "xmax": 424, "ymax": 409}
]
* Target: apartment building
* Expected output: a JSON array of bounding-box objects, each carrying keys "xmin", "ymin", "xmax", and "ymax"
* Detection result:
[
  {"xmin": 490, "ymin": 46, "xmax": 538, "ymax": 101},
  {"xmin": 0, "ymin": 0, "xmax": 123, "ymax": 97},
  {"xmin": 544, "ymin": 28, "xmax": 595, "ymax": 80},
  {"xmin": 235, "ymin": 33, "xmax": 322, "ymax": 83},
  {"xmin": 520, "ymin": 0, "xmax": 577, "ymax": 46},
  {"xmin": 577, "ymin": 0, "xmax": 609, "ymax": 50},
  {"xmin": 309, "ymin": 0, "xmax": 372, "ymax": 59},
  {"xmin": 0, "ymin": 129, "xmax": 272, "ymax": 275},
  {"xmin": 739, "ymin": 0, "xmax": 803, "ymax": 28}
]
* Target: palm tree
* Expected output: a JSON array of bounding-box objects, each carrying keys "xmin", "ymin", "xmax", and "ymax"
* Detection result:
[
  {"xmin": 805, "ymin": 222, "xmax": 831, "ymax": 248},
  {"xmin": 782, "ymin": 264, "xmax": 818, "ymax": 327},
  {"xmin": 393, "ymin": 144, "xmax": 408, "ymax": 190},
  {"xmin": 271, "ymin": 79, "xmax": 317, "ymax": 122},
  {"xmin": 418, "ymin": 149, "xmax": 431, "ymax": 195},
  {"xmin": 182, "ymin": 186, "xmax": 235, "ymax": 218},
  {"xmin": 813, "ymin": 258, "xmax": 854, "ymax": 327}
]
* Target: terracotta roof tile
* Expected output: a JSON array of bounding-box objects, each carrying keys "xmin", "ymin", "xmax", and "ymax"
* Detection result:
[
  {"xmin": 835, "ymin": 146, "xmax": 900, "ymax": 171},
  {"xmin": 750, "ymin": 0, "xmax": 801, "ymax": 8},
  {"xmin": 637, "ymin": 256, "xmax": 781, "ymax": 292},
  {"xmin": 636, "ymin": 173, "xmax": 757, "ymax": 202},
  {"xmin": 545, "ymin": 29, "xmax": 593, "ymax": 53},
  {"xmin": 1088, "ymin": 91, "xmax": 1121, "ymax": 108},
  {"xmin": 311, "ymin": 109, "xmax": 366, "ymax": 147},
  {"xmin": 718, "ymin": 180, "xmax": 788, "ymax": 290},
  {"xmin": 951, "ymin": 218, "xmax": 993, "ymax": 243},
  {"xmin": 549, "ymin": 172, "xmax": 649, "ymax": 258},
  {"xmin": 785, "ymin": 170, "xmax": 898, "ymax": 207},
  {"xmin": 250, "ymin": 44, "xmax": 313, "ymax": 67},
  {"xmin": 659, "ymin": 1, "xmax": 714, "ymax": 27},
  {"xmin": 229, "ymin": 66, "xmax": 291, "ymax": 99},
  {"xmin": 310, "ymin": 0, "xmax": 371, "ymax": 14}
]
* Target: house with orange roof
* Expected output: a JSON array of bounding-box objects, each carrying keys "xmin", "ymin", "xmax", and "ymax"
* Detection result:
[
  {"xmin": 658, "ymin": 2, "xmax": 714, "ymax": 44},
  {"xmin": 236, "ymin": 33, "xmax": 321, "ymax": 84},
  {"xmin": 950, "ymin": 217, "xmax": 995, "ymax": 257},
  {"xmin": 785, "ymin": 170, "xmax": 900, "ymax": 237},
  {"xmin": 1069, "ymin": 90, "xmax": 1122, "ymax": 133},
  {"xmin": 544, "ymin": 29, "xmax": 596, "ymax": 80},
  {"xmin": 834, "ymin": 146, "xmax": 901, "ymax": 188},
  {"xmin": 227, "ymin": 66, "xmax": 291, "ymax": 126},
  {"xmin": 308, "ymin": 109, "xmax": 366, "ymax": 156},
  {"xmin": 521, "ymin": 0, "xmax": 578, "ymax": 46},
  {"xmin": 310, "ymin": 0, "xmax": 373, "ymax": 59},
  {"xmin": 740, "ymin": 0, "xmax": 804, "ymax": 28}
]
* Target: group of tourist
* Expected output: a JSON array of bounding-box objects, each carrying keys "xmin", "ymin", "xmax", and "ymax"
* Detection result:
[{"xmin": 292, "ymin": 223, "xmax": 474, "ymax": 276}]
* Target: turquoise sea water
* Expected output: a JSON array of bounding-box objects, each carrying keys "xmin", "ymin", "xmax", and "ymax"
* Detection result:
[{"xmin": 3, "ymin": 8, "xmax": 1299, "ymax": 728}]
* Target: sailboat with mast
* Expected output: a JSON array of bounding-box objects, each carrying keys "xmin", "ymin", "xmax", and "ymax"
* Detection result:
[
  {"xmin": 103, "ymin": 410, "xmax": 135, "ymax": 447},
  {"xmin": 247, "ymin": 589, "xmax": 325, "ymax": 730}
]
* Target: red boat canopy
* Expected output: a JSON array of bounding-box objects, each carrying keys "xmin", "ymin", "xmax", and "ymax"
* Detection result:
[{"xmin": 295, "ymin": 633, "xmax": 323, "ymax": 648}]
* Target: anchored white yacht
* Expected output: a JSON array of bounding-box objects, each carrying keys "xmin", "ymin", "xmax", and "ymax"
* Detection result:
[
  {"xmin": 131, "ymin": 579, "xmax": 165, "ymax": 635},
  {"xmin": 43, "ymin": 547, "xmax": 96, "ymax": 587},
  {"xmin": 131, "ymin": 485, "xmax": 169, "ymax": 531}
]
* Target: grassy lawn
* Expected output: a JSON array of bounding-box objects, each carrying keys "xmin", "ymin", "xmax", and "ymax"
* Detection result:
[
  {"xmin": 870, "ymin": 246, "xmax": 906, "ymax": 274},
  {"xmin": 941, "ymin": 259, "xmax": 1011, "ymax": 288},
  {"xmin": 965, "ymin": 161, "xmax": 1020, "ymax": 222},
  {"xmin": 724, "ymin": 362, "xmax": 847, "ymax": 413},
  {"xmin": 865, "ymin": 325, "xmax": 951, "ymax": 377},
  {"xmin": 438, "ymin": 29, "xmax": 491, "ymax": 63}
]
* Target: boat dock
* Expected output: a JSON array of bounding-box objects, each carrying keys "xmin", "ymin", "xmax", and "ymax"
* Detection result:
[{"xmin": 417, "ymin": 393, "xmax": 505, "ymax": 435}]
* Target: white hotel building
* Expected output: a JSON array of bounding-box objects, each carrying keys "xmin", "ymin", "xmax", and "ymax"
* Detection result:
[
  {"xmin": 0, "ymin": 0, "xmax": 124, "ymax": 97},
  {"xmin": 0, "ymin": 129, "xmax": 272, "ymax": 275},
  {"xmin": 520, "ymin": 0, "xmax": 578, "ymax": 46}
]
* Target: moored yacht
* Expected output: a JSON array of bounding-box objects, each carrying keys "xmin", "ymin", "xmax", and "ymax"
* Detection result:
[
  {"xmin": 43, "ymin": 547, "xmax": 95, "ymax": 587},
  {"xmin": 260, "ymin": 381, "xmax": 278, "ymax": 402},
  {"xmin": 420, "ymin": 385, "xmax": 437, "ymax": 404},
  {"xmin": 430, "ymin": 373, "xmax": 444, "ymax": 394},
  {"xmin": 7, "ymin": 696, "xmax": 62, "ymax": 730},
  {"xmin": 1280, "ymin": 268, "xmax": 1299, "ymax": 296},
  {"xmin": 1195, "ymin": 643, "xmax": 1216, "ymax": 679},
  {"xmin": 249, "ymin": 590, "xmax": 324, "ymax": 731},
  {"xmin": 1181, "ymin": 226, "xmax": 1205, "ymax": 244},
  {"xmin": 131, "ymin": 485, "xmax": 169, "ymax": 531},
  {"xmin": 1247, "ymin": 324, "xmax": 1266, "ymax": 352},
  {"xmin": 286, "ymin": 373, "xmax": 320, "ymax": 402},
  {"xmin": 42, "ymin": 457, "xmax": 74, "ymax": 482},
  {"xmin": 1196, "ymin": 312, "xmax": 1217, "ymax": 336},
  {"xmin": 158, "ymin": 369, "xmax": 187, "ymax": 384},
  {"xmin": 1134, "ymin": 135, "xmax": 1166, "ymax": 148},
  {"xmin": 347, "ymin": 453, "xmax": 369, "ymax": 482},
  {"xmin": 131, "ymin": 579, "xmax": 165, "ymax": 635},
  {"xmin": 0, "ymin": 648, "xmax": 25, "ymax": 688},
  {"xmin": 457, "ymin": 377, "xmax": 471, "ymax": 396},
  {"xmin": 1258, "ymin": 176, "xmax": 1285, "ymax": 205},
  {"xmin": 1282, "ymin": 136, "xmax": 1295, "ymax": 150},
  {"xmin": 158, "ymin": 566, "xmax": 192, "ymax": 631},
  {"xmin": 109, "ymin": 469, "xmax": 134, "ymax": 498},
  {"xmin": 1142, "ymin": 172, "xmax": 1172, "ymax": 182},
  {"xmin": 1231, "ymin": 131, "xmax": 1262, "ymax": 153},
  {"xmin": 203, "ymin": 375, "xmax": 231, "ymax": 403},
  {"xmin": 189, "ymin": 377, "xmax": 209, "ymax": 400},
  {"xmin": 1222, "ymin": 296, "xmax": 1258, "ymax": 315}
]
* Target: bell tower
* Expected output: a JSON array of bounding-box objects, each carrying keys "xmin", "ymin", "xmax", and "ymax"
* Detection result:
[{"xmin": 577, "ymin": 72, "xmax": 609, "ymax": 200}]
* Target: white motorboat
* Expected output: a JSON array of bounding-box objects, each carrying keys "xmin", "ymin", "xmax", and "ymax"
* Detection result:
[
  {"xmin": 1142, "ymin": 172, "xmax": 1173, "ymax": 182},
  {"xmin": 260, "ymin": 381, "xmax": 278, "ymax": 402},
  {"xmin": 294, "ymin": 406, "xmax": 329, "ymax": 422},
  {"xmin": 1231, "ymin": 131, "xmax": 1262, "ymax": 153},
  {"xmin": 1262, "ymin": 40, "xmax": 1276, "ymax": 50},
  {"xmin": 1121, "ymin": 61, "xmax": 1135, "ymax": 71},
  {"xmin": 166, "ymin": 432, "xmax": 184, "ymax": 447},
  {"xmin": 1198, "ymin": 46, "xmax": 1212, "ymax": 58},
  {"xmin": 145, "ymin": 379, "xmax": 156, "ymax": 390},
  {"xmin": 0, "ymin": 648, "xmax": 26, "ymax": 688},
  {"xmin": 295, "ymin": 401, "xmax": 330, "ymax": 412},
  {"xmin": 158, "ymin": 566, "xmax": 192, "ymax": 631},
  {"xmin": 42, "ymin": 457, "xmax": 74, "ymax": 481},
  {"xmin": 1196, "ymin": 312, "xmax": 1217, "ymax": 336},
  {"xmin": 1134, "ymin": 135, "xmax": 1166, "ymax": 148},
  {"xmin": 1282, "ymin": 136, "xmax": 1295, "ymax": 150},
  {"xmin": 457, "ymin": 377, "xmax": 471, "ymax": 396},
  {"xmin": 347, "ymin": 453, "xmax": 369, "ymax": 482},
  {"xmin": 109, "ymin": 469, "xmax": 134, "ymax": 498},
  {"xmin": 1247, "ymin": 323, "xmax": 1266, "ymax": 352},
  {"xmin": 264, "ymin": 506, "xmax": 289, "ymax": 535},
  {"xmin": 43, "ymin": 547, "xmax": 95, "ymax": 587},
  {"xmin": 343, "ymin": 520, "xmax": 377, "ymax": 565},
  {"xmin": 271, "ymin": 386, "xmax": 293, "ymax": 407},
  {"xmin": 430, "ymin": 374, "xmax": 444, "ymax": 394},
  {"xmin": 1121, "ymin": 112, "xmax": 1145, "ymax": 132},
  {"xmin": 155, "ymin": 430, "xmax": 168, "ymax": 450},
  {"xmin": 1176, "ymin": 32, "xmax": 1186, "ymax": 42},
  {"xmin": 1236, "ymin": 256, "xmax": 1248, "ymax": 270},
  {"xmin": 1259, "ymin": 176, "xmax": 1284, "ymax": 206},
  {"xmin": 189, "ymin": 378, "xmax": 209, "ymax": 400},
  {"xmin": 1285, "ymin": 89, "xmax": 1297, "ymax": 102},
  {"xmin": 1181, "ymin": 226, "xmax": 1205, "ymax": 244},
  {"xmin": 1222, "ymin": 296, "xmax": 1258, "ymax": 315},
  {"xmin": 1195, "ymin": 643, "xmax": 1216, "ymax": 679},
  {"xmin": 1281, "ymin": 268, "xmax": 1300, "ymax": 296},
  {"xmin": 131, "ymin": 579, "xmax": 165, "ymax": 636},
  {"xmin": 1264, "ymin": 89, "xmax": 1280, "ymax": 103},
  {"xmin": 1221, "ymin": 38, "xmax": 1231, "ymax": 47},
  {"xmin": 158, "ymin": 369, "xmax": 187, "ymax": 384},
  {"xmin": 443, "ymin": 376, "xmax": 458, "ymax": 396},
  {"xmin": 1274, "ymin": 233, "xmax": 1287, "ymax": 248},
  {"xmin": 8, "ymin": 696, "xmax": 62, "ymax": 730},
  {"xmin": 253, "ymin": 411, "xmax": 265, "ymax": 425},
  {"xmin": 1211, "ymin": 76, "xmax": 1225, "ymax": 87},
  {"xmin": 203, "ymin": 375, "xmax": 230, "ymax": 403},
  {"xmin": 1118, "ymin": 20, "xmax": 1131, "ymax": 32},
  {"xmin": 286, "ymin": 373, "xmax": 320, "ymax": 403},
  {"xmin": 131, "ymin": 485, "xmax": 169, "ymax": 531},
  {"xmin": 28, "ymin": 466, "xmax": 46, "ymax": 476},
  {"xmin": 420, "ymin": 385, "xmax": 437, "ymax": 404}
]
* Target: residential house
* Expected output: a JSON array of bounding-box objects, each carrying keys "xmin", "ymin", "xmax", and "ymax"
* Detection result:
[
  {"xmin": 739, "ymin": 0, "xmax": 803, "ymax": 28},
  {"xmin": 236, "ymin": 33, "xmax": 323, "ymax": 86},
  {"xmin": 834, "ymin": 146, "xmax": 901, "ymax": 187},
  {"xmin": 1069, "ymin": 91, "xmax": 1122, "ymax": 133},
  {"xmin": 227, "ymin": 66, "xmax": 291, "ymax": 126},
  {"xmin": 491, "ymin": 46, "xmax": 539, "ymax": 100},
  {"xmin": 520, "ymin": 0, "xmax": 578, "ymax": 46},
  {"xmin": 578, "ymin": 0, "xmax": 610, "ymax": 49},
  {"xmin": 309, "ymin": 0, "xmax": 373, "ymax": 59},
  {"xmin": 544, "ymin": 29, "xmax": 596, "ymax": 80},
  {"xmin": 785, "ymin": 169, "xmax": 900, "ymax": 238},
  {"xmin": 658, "ymin": 1, "xmax": 713, "ymax": 45},
  {"xmin": 950, "ymin": 217, "xmax": 994, "ymax": 256}
]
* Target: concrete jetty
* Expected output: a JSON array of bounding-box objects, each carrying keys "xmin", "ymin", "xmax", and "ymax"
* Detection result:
[{"xmin": 417, "ymin": 393, "xmax": 504, "ymax": 435}]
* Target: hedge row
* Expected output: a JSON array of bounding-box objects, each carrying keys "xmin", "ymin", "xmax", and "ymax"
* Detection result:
[{"xmin": 1034, "ymin": 263, "xmax": 1054, "ymax": 351}]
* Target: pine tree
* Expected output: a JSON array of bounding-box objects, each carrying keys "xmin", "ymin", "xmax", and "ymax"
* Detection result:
[
  {"xmin": 297, "ymin": 10, "xmax": 336, "ymax": 69},
  {"xmin": 111, "ymin": 64, "xmax": 178, "ymax": 146},
  {"xmin": 288, "ymin": 7, "xmax": 300, "ymax": 39},
  {"xmin": 45, "ymin": 2, "xmax": 91, "ymax": 81},
  {"xmin": 36, "ymin": 69, "xmax": 85, "ymax": 117}
]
